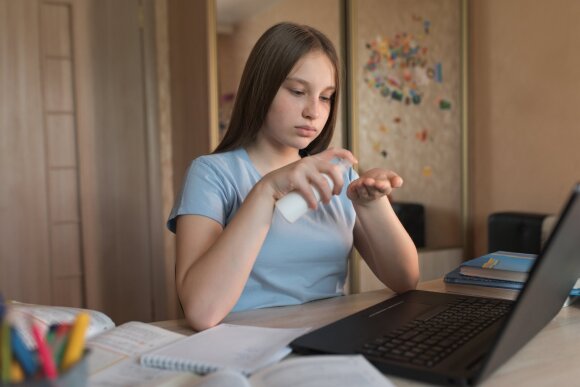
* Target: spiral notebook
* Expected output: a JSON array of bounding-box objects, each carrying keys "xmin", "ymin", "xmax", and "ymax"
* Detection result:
[{"xmin": 140, "ymin": 323, "xmax": 310, "ymax": 375}]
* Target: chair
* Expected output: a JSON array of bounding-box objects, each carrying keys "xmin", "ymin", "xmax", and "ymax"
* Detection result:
[
  {"xmin": 392, "ymin": 202, "xmax": 425, "ymax": 248},
  {"xmin": 487, "ymin": 212, "xmax": 552, "ymax": 254}
]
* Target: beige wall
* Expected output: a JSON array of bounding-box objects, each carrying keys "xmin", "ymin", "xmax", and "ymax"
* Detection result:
[
  {"xmin": 219, "ymin": 0, "xmax": 580, "ymax": 258},
  {"xmin": 469, "ymin": 0, "xmax": 580, "ymax": 256}
]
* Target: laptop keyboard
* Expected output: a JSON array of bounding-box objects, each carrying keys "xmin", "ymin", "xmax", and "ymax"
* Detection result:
[{"xmin": 359, "ymin": 297, "xmax": 513, "ymax": 367}]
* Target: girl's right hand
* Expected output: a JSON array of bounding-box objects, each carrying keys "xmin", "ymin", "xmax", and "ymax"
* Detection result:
[{"xmin": 263, "ymin": 148, "xmax": 358, "ymax": 209}]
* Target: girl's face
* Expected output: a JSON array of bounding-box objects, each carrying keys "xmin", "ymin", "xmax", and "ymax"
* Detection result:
[{"xmin": 259, "ymin": 50, "xmax": 335, "ymax": 152}]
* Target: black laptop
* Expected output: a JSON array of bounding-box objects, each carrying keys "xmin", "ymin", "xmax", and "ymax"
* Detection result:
[{"xmin": 291, "ymin": 183, "xmax": 580, "ymax": 386}]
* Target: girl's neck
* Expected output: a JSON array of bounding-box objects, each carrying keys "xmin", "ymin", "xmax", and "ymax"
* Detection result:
[{"xmin": 245, "ymin": 141, "xmax": 301, "ymax": 176}]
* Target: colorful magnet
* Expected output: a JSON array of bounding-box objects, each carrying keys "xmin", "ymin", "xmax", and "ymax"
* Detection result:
[
  {"xmin": 391, "ymin": 90, "xmax": 403, "ymax": 101},
  {"xmin": 439, "ymin": 99, "xmax": 452, "ymax": 110},
  {"xmin": 387, "ymin": 75, "xmax": 401, "ymax": 88},
  {"xmin": 435, "ymin": 62, "xmax": 443, "ymax": 82},
  {"xmin": 416, "ymin": 129, "xmax": 428, "ymax": 142}
]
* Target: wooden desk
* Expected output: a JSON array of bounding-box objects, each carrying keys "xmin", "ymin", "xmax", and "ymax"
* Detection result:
[{"xmin": 153, "ymin": 280, "xmax": 580, "ymax": 386}]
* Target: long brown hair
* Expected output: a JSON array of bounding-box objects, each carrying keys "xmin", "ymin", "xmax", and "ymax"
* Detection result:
[{"xmin": 213, "ymin": 22, "xmax": 340, "ymax": 156}]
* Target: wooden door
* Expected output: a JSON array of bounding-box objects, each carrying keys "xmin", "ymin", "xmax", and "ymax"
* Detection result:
[
  {"xmin": 0, "ymin": 0, "xmax": 54, "ymax": 305},
  {"xmin": 0, "ymin": 0, "xmax": 168, "ymax": 324}
]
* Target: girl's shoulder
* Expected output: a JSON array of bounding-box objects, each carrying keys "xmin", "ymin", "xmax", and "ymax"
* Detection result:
[
  {"xmin": 188, "ymin": 148, "xmax": 257, "ymax": 185},
  {"xmin": 192, "ymin": 148, "xmax": 247, "ymax": 171}
]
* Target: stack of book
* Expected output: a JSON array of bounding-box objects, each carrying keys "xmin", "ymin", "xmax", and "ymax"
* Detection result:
[{"xmin": 444, "ymin": 251, "xmax": 580, "ymax": 298}]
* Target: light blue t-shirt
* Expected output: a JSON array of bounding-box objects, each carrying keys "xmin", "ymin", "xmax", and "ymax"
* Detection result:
[{"xmin": 168, "ymin": 148, "xmax": 357, "ymax": 312}]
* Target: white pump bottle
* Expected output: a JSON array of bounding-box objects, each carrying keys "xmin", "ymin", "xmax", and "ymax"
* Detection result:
[{"xmin": 275, "ymin": 158, "xmax": 352, "ymax": 223}]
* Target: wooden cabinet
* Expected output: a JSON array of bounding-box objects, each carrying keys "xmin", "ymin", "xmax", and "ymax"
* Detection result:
[{"xmin": 0, "ymin": 0, "xmax": 186, "ymax": 323}]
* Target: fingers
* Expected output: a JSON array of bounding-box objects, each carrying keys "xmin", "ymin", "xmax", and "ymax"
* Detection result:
[
  {"xmin": 285, "ymin": 167, "xmax": 322, "ymax": 209},
  {"xmin": 355, "ymin": 183, "xmax": 373, "ymax": 200},
  {"xmin": 388, "ymin": 172, "xmax": 403, "ymax": 188},
  {"xmin": 305, "ymin": 149, "xmax": 355, "ymax": 200},
  {"xmin": 363, "ymin": 177, "xmax": 390, "ymax": 197},
  {"xmin": 367, "ymin": 178, "xmax": 391, "ymax": 196},
  {"xmin": 368, "ymin": 169, "xmax": 403, "ymax": 189},
  {"xmin": 347, "ymin": 169, "xmax": 404, "ymax": 203},
  {"xmin": 318, "ymin": 147, "xmax": 358, "ymax": 167},
  {"xmin": 284, "ymin": 161, "xmax": 335, "ymax": 208},
  {"xmin": 270, "ymin": 148, "xmax": 358, "ymax": 208}
]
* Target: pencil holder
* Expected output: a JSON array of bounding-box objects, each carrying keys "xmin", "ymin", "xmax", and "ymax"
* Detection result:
[{"xmin": 0, "ymin": 350, "xmax": 89, "ymax": 387}]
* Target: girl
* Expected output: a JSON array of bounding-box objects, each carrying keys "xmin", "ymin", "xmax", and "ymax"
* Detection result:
[{"xmin": 169, "ymin": 22, "xmax": 419, "ymax": 330}]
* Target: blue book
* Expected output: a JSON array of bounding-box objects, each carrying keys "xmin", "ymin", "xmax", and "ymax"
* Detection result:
[
  {"xmin": 444, "ymin": 267, "xmax": 580, "ymax": 297},
  {"xmin": 459, "ymin": 251, "xmax": 536, "ymax": 282}
]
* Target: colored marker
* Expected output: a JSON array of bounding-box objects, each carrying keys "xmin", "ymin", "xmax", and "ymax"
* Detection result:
[
  {"xmin": 1, "ymin": 317, "xmax": 11, "ymax": 382},
  {"xmin": 10, "ymin": 361, "xmax": 24, "ymax": 383},
  {"xmin": 10, "ymin": 327, "xmax": 37, "ymax": 376},
  {"xmin": 435, "ymin": 62, "xmax": 443, "ymax": 82},
  {"xmin": 31, "ymin": 322, "xmax": 58, "ymax": 380},
  {"xmin": 46, "ymin": 323, "xmax": 59, "ymax": 346},
  {"xmin": 61, "ymin": 313, "xmax": 90, "ymax": 371},
  {"xmin": 0, "ymin": 294, "xmax": 5, "ymax": 320},
  {"xmin": 52, "ymin": 324, "xmax": 71, "ymax": 369}
]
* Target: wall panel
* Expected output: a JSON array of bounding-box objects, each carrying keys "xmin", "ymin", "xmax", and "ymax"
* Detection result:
[
  {"xmin": 0, "ymin": 0, "xmax": 51, "ymax": 303},
  {"xmin": 469, "ymin": 0, "xmax": 580, "ymax": 256}
]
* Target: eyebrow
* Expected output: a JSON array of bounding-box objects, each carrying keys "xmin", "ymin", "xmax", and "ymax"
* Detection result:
[{"xmin": 285, "ymin": 77, "xmax": 336, "ymax": 92}]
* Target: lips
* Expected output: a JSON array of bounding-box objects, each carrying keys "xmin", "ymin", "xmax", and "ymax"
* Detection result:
[{"xmin": 295, "ymin": 125, "xmax": 317, "ymax": 137}]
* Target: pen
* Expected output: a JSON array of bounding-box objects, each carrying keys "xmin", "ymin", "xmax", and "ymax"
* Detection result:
[
  {"xmin": 10, "ymin": 360, "xmax": 24, "ymax": 383},
  {"xmin": 53, "ymin": 323, "xmax": 71, "ymax": 369},
  {"xmin": 31, "ymin": 321, "xmax": 58, "ymax": 380},
  {"xmin": 61, "ymin": 312, "xmax": 90, "ymax": 371},
  {"xmin": 46, "ymin": 323, "xmax": 59, "ymax": 346},
  {"xmin": 1, "ymin": 313, "xmax": 11, "ymax": 382},
  {"xmin": 0, "ymin": 293, "xmax": 4, "ymax": 320},
  {"xmin": 11, "ymin": 326, "xmax": 38, "ymax": 377}
]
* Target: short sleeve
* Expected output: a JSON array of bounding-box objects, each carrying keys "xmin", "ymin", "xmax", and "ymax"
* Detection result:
[{"xmin": 167, "ymin": 158, "xmax": 231, "ymax": 233}]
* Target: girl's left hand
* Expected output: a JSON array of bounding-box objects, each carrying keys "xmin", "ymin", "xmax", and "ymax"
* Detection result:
[{"xmin": 347, "ymin": 168, "xmax": 403, "ymax": 205}]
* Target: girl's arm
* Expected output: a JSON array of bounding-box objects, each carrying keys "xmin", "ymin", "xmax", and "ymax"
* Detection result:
[
  {"xmin": 176, "ymin": 180, "xmax": 275, "ymax": 331},
  {"xmin": 349, "ymin": 169, "xmax": 420, "ymax": 293},
  {"xmin": 176, "ymin": 148, "xmax": 356, "ymax": 331}
]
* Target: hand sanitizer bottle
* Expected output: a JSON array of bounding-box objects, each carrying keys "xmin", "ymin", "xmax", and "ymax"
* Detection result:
[{"xmin": 275, "ymin": 158, "xmax": 352, "ymax": 223}]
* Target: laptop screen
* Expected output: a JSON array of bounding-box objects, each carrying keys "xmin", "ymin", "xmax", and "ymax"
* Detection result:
[{"xmin": 478, "ymin": 184, "xmax": 580, "ymax": 380}]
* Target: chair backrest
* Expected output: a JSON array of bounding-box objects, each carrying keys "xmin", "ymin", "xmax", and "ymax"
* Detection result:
[
  {"xmin": 392, "ymin": 202, "xmax": 425, "ymax": 248},
  {"xmin": 487, "ymin": 212, "xmax": 549, "ymax": 254}
]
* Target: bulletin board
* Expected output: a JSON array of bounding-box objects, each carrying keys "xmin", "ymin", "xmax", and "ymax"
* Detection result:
[{"xmin": 352, "ymin": 0, "xmax": 464, "ymax": 248}]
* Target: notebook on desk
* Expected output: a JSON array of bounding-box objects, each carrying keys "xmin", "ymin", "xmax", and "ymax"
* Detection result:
[{"xmin": 291, "ymin": 183, "xmax": 580, "ymax": 386}]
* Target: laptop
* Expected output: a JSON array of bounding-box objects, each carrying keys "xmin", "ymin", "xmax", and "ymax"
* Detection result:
[{"xmin": 291, "ymin": 183, "xmax": 580, "ymax": 386}]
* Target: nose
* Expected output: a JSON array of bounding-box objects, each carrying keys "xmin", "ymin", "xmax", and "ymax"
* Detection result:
[{"xmin": 302, "ymin": 97, "xmax": 321, "ymax": 120}]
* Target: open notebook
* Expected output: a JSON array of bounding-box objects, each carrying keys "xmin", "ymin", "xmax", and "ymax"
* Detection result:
[{"xmin": 140, "ymin": 324, "xmax": 310, "ymax": 375}]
